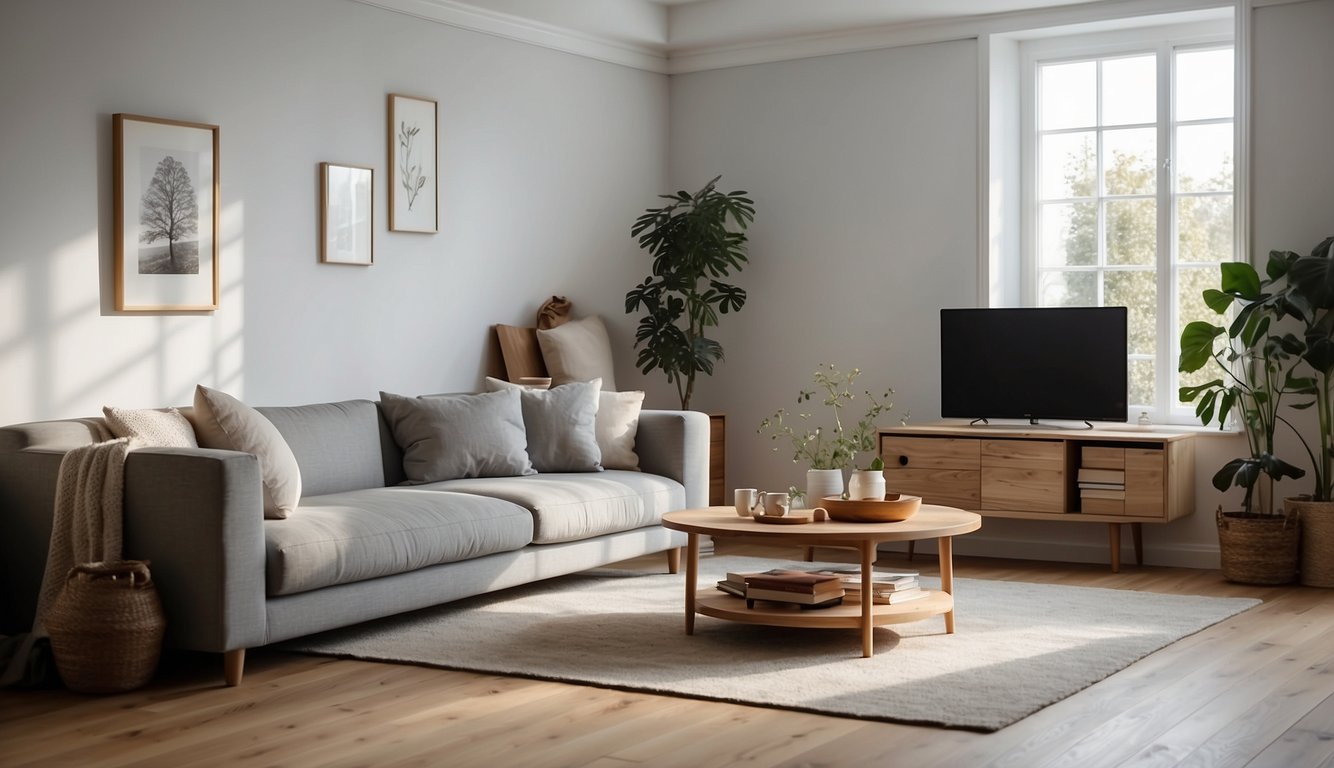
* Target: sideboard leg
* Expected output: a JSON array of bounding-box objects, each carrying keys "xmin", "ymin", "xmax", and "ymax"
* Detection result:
[
  {"xmin": 1108, "ymin": 523, "xmax": 1122, "ymax": 573},
  {"xmin": 1132, "ymin": 523, "xmax": 1144, "ymax": 565}
]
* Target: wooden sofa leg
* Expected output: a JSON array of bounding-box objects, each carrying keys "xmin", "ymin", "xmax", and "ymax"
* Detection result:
[
  {"xmin": 224, "ymin": 649, "xmax": 246, "ymax": 686},
  {"xmin": 667, "ymin": 547, "xmax": 682, "ymax": 574}
]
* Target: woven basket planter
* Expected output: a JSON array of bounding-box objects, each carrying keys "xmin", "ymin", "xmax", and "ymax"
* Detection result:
[
  {"xmin": 1216, "ymin": 507, "xmax": 1300, "ymax": 585},
  {"xmin": 1288, "ymin": 497, "xmax": 1334, "ymax": 588},
  {"xmin": 45, "ymin": 560, "xmax": 166, "ymax": 694}
]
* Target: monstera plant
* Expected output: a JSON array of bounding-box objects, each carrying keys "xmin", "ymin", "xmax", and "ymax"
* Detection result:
[{"xmin": 625, "ymin": 176, "xmax": 754, "ymax": 410}]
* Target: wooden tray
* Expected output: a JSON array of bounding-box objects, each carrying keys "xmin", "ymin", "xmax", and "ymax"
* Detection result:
[
  {"xmin": 751, "ymin": 513, "xmax": 812, "ymax": 525},
  {"xmin": 820, "ymin": 494, "xmax": 921, "ymax": 523}
]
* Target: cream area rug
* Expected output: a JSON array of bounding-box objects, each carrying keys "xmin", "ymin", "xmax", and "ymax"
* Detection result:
[{"xmin": 281, "ymin": 556, "xmax": 1260, "ymax": 732}]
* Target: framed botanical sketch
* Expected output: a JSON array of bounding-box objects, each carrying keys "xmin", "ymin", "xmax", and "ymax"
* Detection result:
[
  {"xmin": 320, "ymin": 163, "xmax": 374, "ymax": 266},
  {"xmin": 387, "ymin": 93, "xmax": 437, "ymax": 233},
  {"xmin": 113, "ymin": 113, "xmax": 220, "ymax": 311}
]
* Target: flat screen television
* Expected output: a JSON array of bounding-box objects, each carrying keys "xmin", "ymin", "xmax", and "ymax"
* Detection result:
[{"xmin": 940, "ymin": 307, "xmax": 1128, "ymax": 424}]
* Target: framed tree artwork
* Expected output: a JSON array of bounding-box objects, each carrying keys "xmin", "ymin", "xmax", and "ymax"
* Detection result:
[
  {"xmin": 387, "ymin": 93, "xmax": 437, "ymax": 233},
  {"xmin": 113, "ymin": 113, "xmax": 220, "ymax": 311},
  {"xmin": 320, "ymin": 163, "xmax": 374, "ymax": 266}
]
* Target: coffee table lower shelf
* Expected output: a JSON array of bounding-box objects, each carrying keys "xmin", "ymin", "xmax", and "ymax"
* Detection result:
[{"xmin": 696, "ymin": 590, "xmax": 954, "ymax": 629}]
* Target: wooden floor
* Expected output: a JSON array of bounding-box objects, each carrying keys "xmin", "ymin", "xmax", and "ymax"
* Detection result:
[{"xmin": 4, "ymin": 542, "xmax": 1334, "ymax": 768}]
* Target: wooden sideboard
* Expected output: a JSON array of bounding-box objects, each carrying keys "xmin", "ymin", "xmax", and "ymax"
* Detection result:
[{"xmin": 877, "ymin": 424, "xmax": 1196, "ymax": 571}]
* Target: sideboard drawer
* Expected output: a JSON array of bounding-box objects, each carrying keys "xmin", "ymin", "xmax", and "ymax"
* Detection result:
[
  {"xmin": 880, "ymin": 436, "xmax": 980, "ymax": 470},
  {"xmin": 981, "ymin": 439, "xmax": 1065, "ymax": 470},
  {"xmin": 882, "ymin": 468, "xmax": 980, "ymax": 509}
]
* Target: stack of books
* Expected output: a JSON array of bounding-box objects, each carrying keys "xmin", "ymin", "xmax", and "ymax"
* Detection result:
[
  {"xmin": 1078, "ymin": 467, "xmax": 1126, "ymax": 502},
  {"xmin": 804, "ymin": 566, "xmax": 926, "ymax": 604},
  {"xmin": 716, "ymin": 569, "xmax": 845, "ymax": 609}
]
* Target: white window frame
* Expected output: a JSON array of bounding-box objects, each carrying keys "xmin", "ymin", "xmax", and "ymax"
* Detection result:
[{"xmin": 1018, "ymin": 20, "xmax": 1237, "ymax": 425}]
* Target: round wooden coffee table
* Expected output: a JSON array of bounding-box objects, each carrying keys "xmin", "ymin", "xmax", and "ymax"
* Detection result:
[{"xmin": 660, "ymin": 505, "xmax": 981, "ymax": 657}]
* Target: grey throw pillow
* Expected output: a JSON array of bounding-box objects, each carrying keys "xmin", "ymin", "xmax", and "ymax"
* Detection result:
[
  {"xmin": 484, "ymin": 377, "xmax": 603, "ymax": 472},
  {"xmin": 379, "ymin": 389, "xmax": 534, "ymax": 484}
]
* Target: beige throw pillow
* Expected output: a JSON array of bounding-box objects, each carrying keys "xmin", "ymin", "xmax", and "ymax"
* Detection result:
[
  {"xmin": 102, "ymin": 406, "xmax": 198, "ymax": 448},
  {"xmin": 536, "ymin": 315, "xmax": 617, "ymax": 391},
  {"xmin": 597, "ymin": 390, "xmax": 644, "ymax": 471},
  {"xmin": 192, "ymin": 385, "xmax": 303, "ymax": 519}
]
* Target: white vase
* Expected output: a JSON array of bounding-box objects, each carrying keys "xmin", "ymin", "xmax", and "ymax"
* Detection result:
[
  {"xmin": 847, "ymin": 469, "xmax": 887, "ymax": 501},
  {"xmin": 806, "ymin": 468, "xmax": 844, "ymax": 507}
]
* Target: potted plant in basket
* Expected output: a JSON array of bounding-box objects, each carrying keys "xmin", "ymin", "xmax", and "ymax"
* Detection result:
[
  {"xmin": 1179, "ymin": 260, "xmax": 1306, "ymax": 584},
  {"xmin": 625, "ymin": 176, "xmax": 755, "ymax": 410},
  {"xmin": 757, "ymin": 364, "xmax": 901, "ymax": 506},
  {"xmin": 1265, "ymin": 235, "xmax": 1334, "ymax": 586}
]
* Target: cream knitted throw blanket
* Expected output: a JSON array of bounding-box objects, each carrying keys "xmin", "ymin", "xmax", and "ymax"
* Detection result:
[
  {"xmin": 1, "ymin": 438, "xmax": 128, "ymax": 687},
  {"xmin": 35, "ymin": 438, "xmax": 131, "ymax": 627}
]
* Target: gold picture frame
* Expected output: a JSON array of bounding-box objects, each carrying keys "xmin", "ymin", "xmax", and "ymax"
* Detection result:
[
  {"xmin": 387, "ymin": 93, "xmax": 438, "ymax": 233},
  {"xmin": 113, "ymin": 113, "xmax": 220, "ymax": 311},
  {"xmin": 320, "ymin": 163, "xmax": 374, "ymax": 266}
]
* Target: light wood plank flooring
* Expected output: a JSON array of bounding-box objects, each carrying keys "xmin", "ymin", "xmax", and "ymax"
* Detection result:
[{"xmin": 3, "ymin": 542, "xmax": 1333, "ymax": 768}]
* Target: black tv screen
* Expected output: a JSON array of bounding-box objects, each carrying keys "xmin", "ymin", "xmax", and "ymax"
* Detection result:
[{"xmin": 940, "ymin": 307, "xmax": 1128, "ymax": 423}]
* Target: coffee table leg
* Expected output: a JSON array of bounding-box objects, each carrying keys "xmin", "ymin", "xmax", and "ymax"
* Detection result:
[
  {"xmin": 685, "ymin": 532, "xmax": 699, "ymax": 635},
  {"xmin": 939, "ymin": 536, "xmax": 955, "ymax": 634},
  {"xmin": 861, "ymin": 540, "xmax": 875, "ymax": 657}
]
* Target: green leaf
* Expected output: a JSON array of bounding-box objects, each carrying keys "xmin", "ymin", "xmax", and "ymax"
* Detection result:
[
  {"xmin": 1220, "ymin": 261, "xmax": 1261, "ymax": 300},
  {"xmin": 1202, "ymin": 289, "xmax": 1233, "ymax": 315},
  {"xmin": 1179, "ymin": 322, "xmax": 1224, "ymax": 373}
]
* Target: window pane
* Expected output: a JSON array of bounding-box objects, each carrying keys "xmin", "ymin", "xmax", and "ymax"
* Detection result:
[
  {"xmin": 1129, "ymin": 358, "xmax": 1155, "ymax": 408},
  {"xmin": 1177, "ymin": 123, "xmax": 1233, "ymax": 193},
  {"xmin": 1106, "ymin": 199, "xmax": 1156, "ymax": 266},
  {"xmin": 1103, "ymin": 128, "xmax": 1156, "ymax": 195},
  {"xmin": 1177, "ymin": 266, "xmax": 1226, "ymax": 394},
  {"xmin": 1105, "ymin": 270, "xmax": 1157, "ymax": 355},
  {"xmin": 1178, "ymin": 194, "xmax": 1234, "ymax": 263},
  {"xmin": 1102, "ymin": 54, "xmax": 1156, "ymax": 126},
  {"xmin": 1041, "ymin": 202, "xmax": 1097, "ymax": 267},
  {"xmin": 1176, "ymin": 47, "xmax": 1234, "ymax": 121},
  {"xmin": 1039, "ymin": 270, "xmax": 1097, "ymax": 306},
  {"xmin": 1041, "ymin": 132, "xmax": 1095, "ymax": 199},
  {"xmin": 1041, "ymin": 60, "xmax": 1096, "ymax": 130}
]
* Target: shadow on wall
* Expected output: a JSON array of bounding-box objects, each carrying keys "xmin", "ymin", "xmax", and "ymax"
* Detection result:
[{"xmin": 0, "ymin": 197, "xmax": 246, "ymax": 425}]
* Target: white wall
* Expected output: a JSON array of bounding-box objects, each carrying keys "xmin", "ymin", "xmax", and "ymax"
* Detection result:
[
  {"xmin": 0, "ymin": 0, "xmax": 668, "ymax": 425},
  {"xmin": 669, "ymin": 40, "xmax": 981, "ymax": 526}
]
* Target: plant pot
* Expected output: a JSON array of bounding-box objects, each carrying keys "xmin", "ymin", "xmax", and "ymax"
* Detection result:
[
  {"xmin": 847, "ymin": 469, "xmax": 886, "ymax": 501},
  {"xmin": 1216, "ymin": 506, "xmax": 1300, "ymax": 585},
  {"xmin": 806, "ymin": 469, "xmax": 844, "ymax": 507},
  {"xmin": 1287, "ymin": 496, "xmax": 1334, "ymax": 588}
]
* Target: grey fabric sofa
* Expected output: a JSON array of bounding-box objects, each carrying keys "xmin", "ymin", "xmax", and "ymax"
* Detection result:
[{"xmin": 0, "ymin": 399, "xmax": 709, "ymax": 685}]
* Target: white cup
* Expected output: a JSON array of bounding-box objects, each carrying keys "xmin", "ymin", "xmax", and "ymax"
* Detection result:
[
  {"xmin": 734, "ymin": 488, "xmax": 759, "ymax": 517},
  {"xmin": 761, "ymin": 491, "xmax": 790, "ymax": 517}
]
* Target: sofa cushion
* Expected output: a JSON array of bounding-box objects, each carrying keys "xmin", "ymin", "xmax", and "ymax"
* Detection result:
[
  {"xmin": 192, "ymin": 385, "xmax": 303, "ymax": 519},
  {"xmin": 427, "ymin": 471, "xmax": 684, "ymax": 544},
  {"xmin": 257, "ymin": 400, "xmax": 386, "ymax": 497},
  {"xmin": 265, "ymin": 488, "xmax": 534, "ymax": 596},
  {"xmin": 380, "ymin": 389, "xmax": 534, "ymax": 483}
]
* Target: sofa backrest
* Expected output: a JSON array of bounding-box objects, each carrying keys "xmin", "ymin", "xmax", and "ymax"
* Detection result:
[{"xmin": 257, "ymin": 400, "xmax": 388, "ymax": 497}]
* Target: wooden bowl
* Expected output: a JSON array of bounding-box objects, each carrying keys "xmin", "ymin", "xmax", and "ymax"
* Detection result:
[{"xmin": 819, "ymin": 493, "xmax": 921, "ymax": 523}]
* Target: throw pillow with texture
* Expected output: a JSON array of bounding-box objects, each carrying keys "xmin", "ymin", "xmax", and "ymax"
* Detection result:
[
  {"xmin": 536, "ymin": 315, "xmax": 617, "ymax": 391},
  {"xmin": 483, "ymin": 377, "xmax": 603, "ymax": 472},
  {"xmin": 102, "ymin": 406, "xmax": 198, "ymax": 448},
  {"xmin": 192, "ymin": 385, "xmax": 303, "ymax": 519},
  {"xmin": 380, "ymin": 389, "xmax": 534, "ymax": 484}
]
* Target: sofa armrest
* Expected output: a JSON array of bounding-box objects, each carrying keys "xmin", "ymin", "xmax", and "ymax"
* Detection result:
[
  {"xmin": 121, "ymin": 448, "xmax": 267, "ymax": 653},
  {"xmin": 635, "ymin": 410, "xmax": 710, "ymax": 509}
]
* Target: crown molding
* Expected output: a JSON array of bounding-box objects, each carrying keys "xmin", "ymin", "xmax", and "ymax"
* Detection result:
[
  {"xmin": 358, "ymin": 0, "xmax": 1256, "ymax": 76},
  {"xmin": 356, "ymin": 0, "xmax": 670, "ymax": 73}
]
